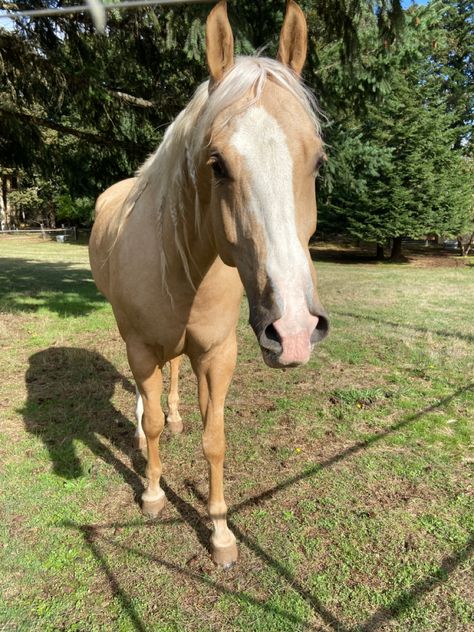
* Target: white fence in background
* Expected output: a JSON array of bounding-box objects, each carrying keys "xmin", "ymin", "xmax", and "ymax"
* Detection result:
[{"xmin": 0, "ymin": 227, "xmax": 78, "ymax": 242}]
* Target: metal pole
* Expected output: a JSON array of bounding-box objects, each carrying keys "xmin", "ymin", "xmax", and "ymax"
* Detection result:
[{"xmin": 0, "ymin": 0, "xmax": 216, "ymax": 21}]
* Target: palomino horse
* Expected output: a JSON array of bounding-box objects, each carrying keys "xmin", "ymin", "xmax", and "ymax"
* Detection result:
[{"xmin": 89, "ymin": 0, "xmax": 328, "ymax": 567}]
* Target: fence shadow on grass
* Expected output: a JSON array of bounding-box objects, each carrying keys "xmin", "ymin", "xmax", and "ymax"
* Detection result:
[
  {"xmin": 226, "ymin": 382, "xmax": 473, "ymax": 517},
  {"xmin": 62, "ymin": 467, "xmax": 473, "ymax": 632},
  {"xmin": 183, "ymin": 480, "xmax": 349, "ymax": 632},
  {"xmin": 156, "ymin": 382, "xmax": 472, "ymax": 630},
  {"xmin": 358, "ymin": 536, "xmax": 474, "ymax": 631},
  {"xmin": 0, "ymin": 257, "xmax": 105, "ymax": 317},
  {"xmin": 63, "ymin": 518, "xmax": 328, "ymax": 632},
  {"xmin": 185, "ymin": 483, "xmax": 473, "ymax": 632},
  {"xmin": 28, "ymin": 349, "xmax": 471, "ymax": 631},
  {"xmin": 333, "ymin": 310, "xmax": 474, "ymax": 345},
  {"xmin": 63, "ymin": 514, "xmax": 474, "ymax": 632}
]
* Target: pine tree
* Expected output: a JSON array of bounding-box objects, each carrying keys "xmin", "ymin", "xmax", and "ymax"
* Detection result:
[
  {"xmin": 433, "ymin": 0, "xmax": 474, "ymax": 151},
  {"xmin": 317, "ymin": 1, "xmax": 474, "ymax": 258}
]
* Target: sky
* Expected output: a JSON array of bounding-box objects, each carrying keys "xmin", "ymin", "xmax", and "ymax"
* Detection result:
[{"xmin": 402, "ymin": 0, "xmax": 429, "ymax": 6}]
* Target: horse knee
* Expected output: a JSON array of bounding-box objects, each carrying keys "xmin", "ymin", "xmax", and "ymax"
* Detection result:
[
  {"xmin": 142, "ymin": 410, "xmax": 165, "ymax": 439},
  {"xmin": 202, "ymin": 434, "xmax": 225, "ymax": 463}
]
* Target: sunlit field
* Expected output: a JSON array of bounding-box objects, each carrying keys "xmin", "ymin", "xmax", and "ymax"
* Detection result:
[{"xmin": 1, "ymin": 236, "xmax": 472, "ymax": 631}]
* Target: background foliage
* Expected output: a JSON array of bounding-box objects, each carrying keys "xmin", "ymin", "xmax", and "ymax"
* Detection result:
[{"xmin": 0, "ymin": 0, "xmax": 472, "ymax": 256}]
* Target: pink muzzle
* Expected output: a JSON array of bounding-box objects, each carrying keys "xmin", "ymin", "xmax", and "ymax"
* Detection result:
[{"xmin": 273, "ymin": 313, "xmax": 319, "ymax": 365}]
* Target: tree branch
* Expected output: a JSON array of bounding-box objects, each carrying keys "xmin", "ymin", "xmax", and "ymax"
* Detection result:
[
  {"xmin": 0, "ymin": 106, "xmax": 148, "ymax": 152},
  {"xmin": 108, "ymin": 90, "xmax": 156, "ymax": 109}
]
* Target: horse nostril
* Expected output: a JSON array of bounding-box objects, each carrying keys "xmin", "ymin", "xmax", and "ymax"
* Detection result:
[
  {"xmin": 311, "ymin": 314, "xmax": 329, "ymax": 343},
  {"xmin": 261, "ymin": 323, "xmax": 282, "ymax": 354},
  {"xmin": 265, "ymin": 323, "xmax": 280, "ymax": 343}
]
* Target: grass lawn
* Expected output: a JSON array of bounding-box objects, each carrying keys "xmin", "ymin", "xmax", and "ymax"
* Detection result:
[{"xmin": 0, "ymin": 236, "xmax": 473, "ymax": 631}]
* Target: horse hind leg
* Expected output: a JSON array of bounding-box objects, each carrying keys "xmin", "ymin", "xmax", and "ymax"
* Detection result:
[
  {"xmin": 135, "ymin": 355, "xmax": 182, "ymax": 447},
  {"xmin": 133, "ymin": 384, "xmax": 147, "ymax": 453},
  {"xmin": 127, "ymin": 340, "xmax": 166, "ymax": 518},
  {"xmin": 166, "ymin": 356, "xmax": 183, "ymax": 434}
]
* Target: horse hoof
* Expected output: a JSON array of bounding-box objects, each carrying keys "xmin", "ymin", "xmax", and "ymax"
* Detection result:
[
  {"xmin": 142, "ymin": 492, "xmax": 166, "ymax": 518},
  {"xmin": 167, "ymin": 419, "xmax": 184, "ymax": 434},
  {"xmin": 133, "ymin": 434, "xmax": 147, "ymax": 451},
  {"xmin": 212, "ymin": 541, "xmax": 238, "ymax": 568}
]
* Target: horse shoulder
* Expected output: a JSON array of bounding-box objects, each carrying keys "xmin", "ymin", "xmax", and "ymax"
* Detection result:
[{"xmin": 89, "ymin": 177, "xmax": 137, "ymax": 298}]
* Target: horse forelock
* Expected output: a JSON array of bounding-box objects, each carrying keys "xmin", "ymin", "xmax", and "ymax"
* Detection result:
[{"xmin": 201, "ymin": 56, "xmax": 322, "ymax": 143}]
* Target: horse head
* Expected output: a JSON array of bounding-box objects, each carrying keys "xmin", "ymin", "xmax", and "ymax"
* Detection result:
[{"xmin": 204, "ymin": 0, "xmax": 329, "ymax": 368}]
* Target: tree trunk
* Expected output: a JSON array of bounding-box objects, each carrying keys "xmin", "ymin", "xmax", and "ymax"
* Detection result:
[
  {"xmin": 390, "ymin": 236, "xmax": 404, "ymax": 260},
  {"xmin": 0, "ymin": 182, "xmax": 4, "ymax": 230},
  {"xmin": 47, "ymin": 201, "xmax": 56, "ymax": 229},
  {"xmin": 1, "ymin": 175, "xmax": 12, "ymax": 228},
  {"xmin": 463, "ymin": 232, "xmax": 474, "ymax": 256},
  {"xmin": 376, "ymin": 243, "xmax": 385, "ymax": 260}
]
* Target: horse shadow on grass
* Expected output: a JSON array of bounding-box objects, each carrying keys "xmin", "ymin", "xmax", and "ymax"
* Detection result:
[{"xmin": 21, "ymin": 346, "xmax": 145, "ymax": 500}]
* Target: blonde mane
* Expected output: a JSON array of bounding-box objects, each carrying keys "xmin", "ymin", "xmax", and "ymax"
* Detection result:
[{"xmin": 118, "ymin": 56, "xmax": 321, "ymax": 289}]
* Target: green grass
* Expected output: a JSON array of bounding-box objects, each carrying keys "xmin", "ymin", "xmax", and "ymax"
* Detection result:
[{"xmin": 0, "ymin": 236, "xmax": 473, "ymax": 631}]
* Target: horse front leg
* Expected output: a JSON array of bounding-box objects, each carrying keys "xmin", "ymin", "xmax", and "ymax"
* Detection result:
[
  {"xmin": 127, "ymin": 340, "xmax": 166, "ymax": 518},
  {"xmin": 166, "ymin": 356, "xmax": 183, "ymax": 433},
  {"xmin": 191, "ymin": 334, "xmax": 238, "ymax": 568}
]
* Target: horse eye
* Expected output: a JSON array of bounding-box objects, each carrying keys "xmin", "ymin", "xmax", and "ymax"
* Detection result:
[{"xmin": 209, "ymin": 154, "xmax": 229, "ymax": 181}]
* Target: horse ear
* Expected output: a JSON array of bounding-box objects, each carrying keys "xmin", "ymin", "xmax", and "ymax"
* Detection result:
[
  {"xmin": 206, "ymin": 0, "xmax": 234, "ymax": 84},
  {"xmin": 277, "ymin": 0, "xmax": 308, "ymax": 75}
]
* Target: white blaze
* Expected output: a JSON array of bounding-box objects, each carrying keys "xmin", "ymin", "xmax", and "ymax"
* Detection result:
[{"xmin": 230, "ymin": 106, "xmax": 313, "ymax": 322}]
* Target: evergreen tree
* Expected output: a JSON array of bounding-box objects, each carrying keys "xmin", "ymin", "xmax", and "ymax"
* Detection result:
[
  {"xmin": 3, "ymin": 0, "xmax": 471, "ymax": 243},
  {"xmin": 432, "ymin": 0, "xmax": 474, "ymax": 151},
  {"xmin": 317, "ymin": 1, "xmax": 474, "ymax": 258}
]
